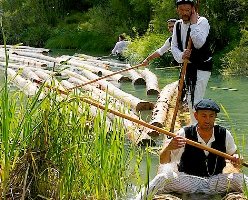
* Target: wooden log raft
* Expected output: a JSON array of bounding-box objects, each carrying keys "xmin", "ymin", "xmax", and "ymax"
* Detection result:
[
  {"xmin": 140, "ymin": 68, "xmax": 160, "ymax": 95},
  {"xmin": 71, "ymin": 67, "xmax": 154, "ymax": 111},
  {"xmin": 148, "ymin": 81, "xmax": 178, "ymax": 137}
]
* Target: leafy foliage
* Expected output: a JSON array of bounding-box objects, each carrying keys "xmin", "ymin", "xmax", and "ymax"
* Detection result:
[
  {"xmin": 1, "ymin": 0, "xmax": 248, "ymax": 73},
  {"xmin": 221, "ymin": 29, "xmax": 248, "ymax": 75}
]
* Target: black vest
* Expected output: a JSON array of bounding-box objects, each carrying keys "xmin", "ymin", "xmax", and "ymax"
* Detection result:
[
  {"xmin": 178, "ymin": 125, "xmax": 226, "ymax": 177},
  {"xmin": 168, "ymin": 36, "xmax": 179, "ymax": 66},
  {"xmin": 176, "ymin": 21, "xmax": 212, "ymax": 71}
]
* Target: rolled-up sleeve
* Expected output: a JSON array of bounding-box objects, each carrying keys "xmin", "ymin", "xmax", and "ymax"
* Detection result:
[
  {"xmin": 170, "ymin": 128, "xmax": 186, "ymax": 163},
  {"xmin": 225, "ymin": 129, "xmax": 237, "ymax": 155},
  {"xmin": 156, "ymin": 37, "xmax": 171, "ymax": 56},
  {"xmin": 190, "ymin": 17, "xmax": 210, "ymax": 49}
]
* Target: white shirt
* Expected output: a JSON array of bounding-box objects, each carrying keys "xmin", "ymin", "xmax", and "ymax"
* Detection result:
[
  {"xmin": 171, "ymin": 17, "xmax": 210, "ymax": 64},
  {"xmin": 156, "ymin": 37, "xmax": 171, "ymax": 56},
  {"xmin": 111, "ymin": 40, "xmax": 128, "ymax": 55},
  {"xmin": 169, "ymin": 126, "xmax": 237, "ymax": 163}
]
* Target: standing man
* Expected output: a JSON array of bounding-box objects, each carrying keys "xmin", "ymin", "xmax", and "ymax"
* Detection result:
[
  {"xmin": 141, "ymin": 19, "xmax": 177, "ymax": 66},
  {"xmin": 136, "ymin": 99, "xmax": 246, "ymax": 200},
  {"xmin": 111, "ymin": 34, "xmax": 128, "ymax": 60},
  {"xmin": 171, "ymin": 0, "xmax": 212, "ymax": 124}
]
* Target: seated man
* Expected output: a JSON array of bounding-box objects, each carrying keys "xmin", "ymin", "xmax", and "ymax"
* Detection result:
[{"xmin": 136, "ymin": 99, "xmax": 247, "ymax": 199}]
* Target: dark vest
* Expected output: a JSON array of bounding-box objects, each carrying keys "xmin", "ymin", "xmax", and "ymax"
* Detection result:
[
  {"xmin": 176, "ymin": 21, "xmax": 212, "ymax": 71},
  {"xmin": 168, "ymin": 36, "xmax": 179, "ymax": 66},
  {"xmin": 178, "ymin": 125, "xmax": 227, "ymax": 177}
]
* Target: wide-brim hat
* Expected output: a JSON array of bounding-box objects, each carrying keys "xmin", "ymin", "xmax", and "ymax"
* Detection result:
[{"xmin": 194, "ymin": 99, "xmax": 220, "ymax": 113}]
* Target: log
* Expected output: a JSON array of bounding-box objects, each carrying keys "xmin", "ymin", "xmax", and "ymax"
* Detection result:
[
  {"xmin": 74, "ymin": 53, "xmax": 130, "ymax": 68},
  {"xmin": 61, "ymin": 69, "xmax": 100, "ymax": 88},
  {"xmin": 86, "ymin": 59, "xmax": 129, "ymax": 68},
  {"xmin": 22, "ymin": 67, "xmax": 43, "ymax": 83},
  {"xmin": 33, "ymin": 70, "xmax": 66, "ymax": 93},
  {"xmin": 70, "ymin": 67, "xmax": 154, "ymax": 111},
  {"xmin": 0, "ymin": 62, "xmax": 25, "ymax": 70},
  {"xmin": 67, "ymin": 58, "xmax": 131, "ymax": 82},
  {"xmin": 11, "ymin": 51, "xmax": 57, "ymax": 63},
  {"xmin": 140, "ymin": 68, "xmax": 160, "ymax": 95},
  {"xmin": 0, "ymin": 63, "xmax": 61, "ymax": 85},
  {"xmin": 1, "ymin": 50, "xmax": 56, "ymax": 68},
  {"xmin": 7, "ymin": 68, "xmax": 43, "ymax": 97},
  {"xmin": 148, "ymin": 81, "xmax": 178, "ymax": 137},
  {"xmin": 0, "ymin": 51, "xmax": 48, "ymax": 68},
  {"xmin": 0, "ymin": 45, "xmax": 50, "ymax": 53},
  {"xmin": 72, "ymin": 57, "xmax": 110, "ymax": 69},
  {"xmin": 126, "ymin": 67, "xmax": 146, "ymax": 85},
  {"xmin": 64, "ymin": 76, "xmax": 154, "ymax": 146},
  {"xmin": 55, "ymin": 55, "xmax": 72, "ymax": 64}
]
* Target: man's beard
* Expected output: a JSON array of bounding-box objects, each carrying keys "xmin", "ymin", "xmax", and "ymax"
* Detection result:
[{"xmin": 182, "ymin": 15, "xmax": 190, "ymax": 22}]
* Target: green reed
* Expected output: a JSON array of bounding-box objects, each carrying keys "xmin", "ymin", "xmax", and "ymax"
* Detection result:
[
  {"xmin": 0, "ymin": 42, "xmax": 45, "ymax": 198},
  {"xmin": 0, "ymin": 66, "xmax": 146, "ymax": 199},
  {"xmin": 221, "ymin": 104, "xmax": 248, "ymax": 197},
  {"xmin": 0, "ymin": 24, "xmax": 148, "ymax": 199}
]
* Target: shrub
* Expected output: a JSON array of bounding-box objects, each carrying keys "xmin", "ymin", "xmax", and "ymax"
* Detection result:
[
  {"xmin": 221, "ymin": 29, "xmax": 248, "ymax": 75},
  {"xmin": 124, "ymin": 32, "xmax": 173, "ymax": 67}
]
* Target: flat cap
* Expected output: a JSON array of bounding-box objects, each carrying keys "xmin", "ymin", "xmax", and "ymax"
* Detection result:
[
  {"xmin": 176, "ymin": 0, "xmax": 195, "ymax": 6},
  {"xmin": 167, "ymin": 19, "xmax": 177, "ymax": 23},
  {"xmin": 194, "ymin": 99, "xmax": 220, "ymax": 113}
]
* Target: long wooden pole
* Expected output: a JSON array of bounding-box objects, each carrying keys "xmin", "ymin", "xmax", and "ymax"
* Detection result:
[
  {"xmin": 170, "ymin": 39, "xmax": 192, "ymax": 133},
  {"xmin": 69, "ymin": 63, "xmax": 144, "ymax": 90},
  {"xmin": 170, "ymin": 0, "xmax": 200, "ymax": 133},
  {"xmin": 80, "ymin": 97, "xmax": 248, "ymax": 168},
  {"xmin": 32, "ymin": 77, "xmax": 248, "ymax": 168}
]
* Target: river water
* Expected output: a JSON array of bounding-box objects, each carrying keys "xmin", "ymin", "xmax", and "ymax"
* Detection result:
[{"xmin": 1, "ymin": 60, "xmax": 248, "ymax": 198}]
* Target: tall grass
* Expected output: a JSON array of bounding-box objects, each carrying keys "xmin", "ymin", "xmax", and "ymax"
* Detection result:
[
  {"xmin": 0, "ymin": 47, "xmax": 145, "ymax": 199},
  {"xmin": 221, "ymin": 105, "xmax": 248, "ymax": 198}
]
